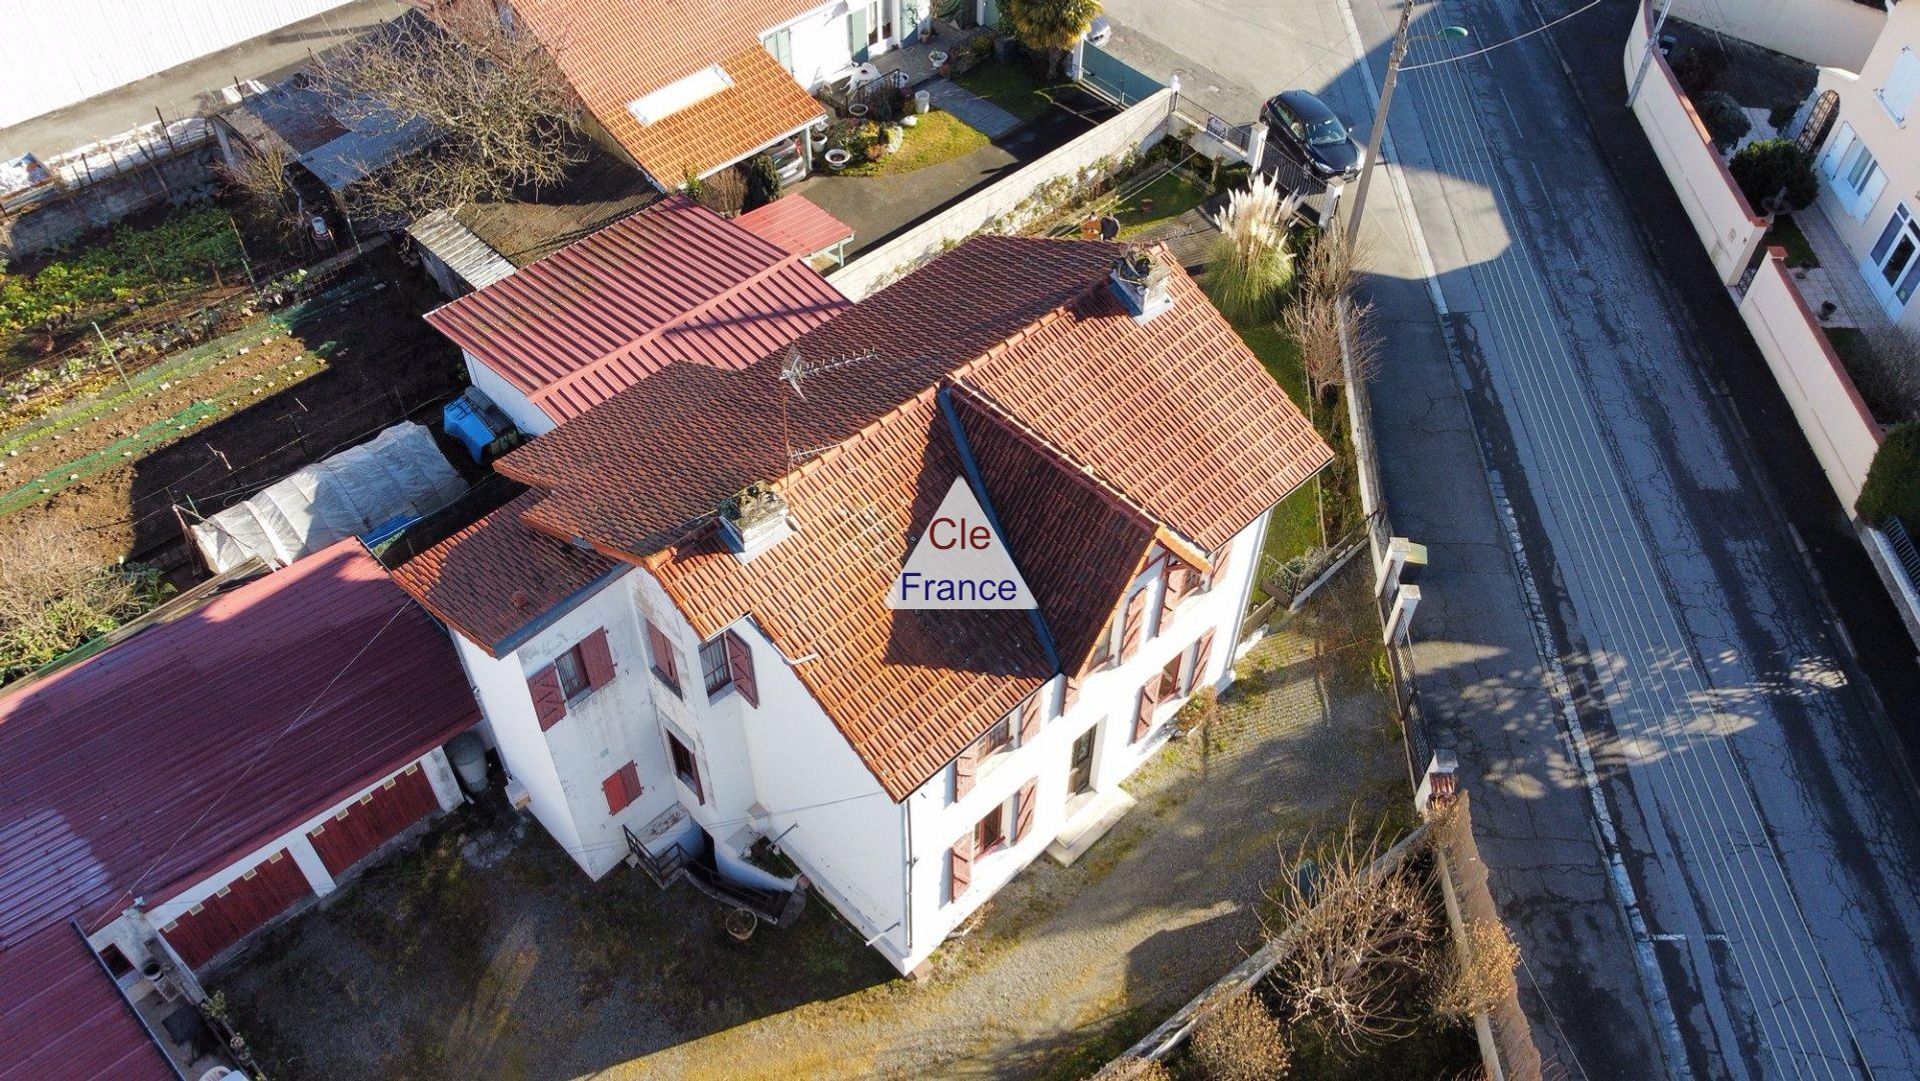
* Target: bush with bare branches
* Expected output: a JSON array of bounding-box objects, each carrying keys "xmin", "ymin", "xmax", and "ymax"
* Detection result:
[
  {"xmin": 1190, "ymin": 992, "xmax": 1292, "ymax": 1080},
  {"xmin": 0, "ymin": 523, "xmax": 169, "ymax": 684},
  {"xmin": 1433, "ymin": 917, "xmax": 1522, "ymax": 1021},
  {"xmin": 1265, "ymin": 822, "xmax": 1439, "ymax": 1048},
  {"xmin": 1284, "ymin": 235, "xmax": 1380, "ymax": 404},
  {"xmin": 307, "ymin": 0, "xmax": 583, "ymax": 218},
  {"xmin": 1091, "ymin": 1057, "xmax": 1175, "ymax": 1081}
]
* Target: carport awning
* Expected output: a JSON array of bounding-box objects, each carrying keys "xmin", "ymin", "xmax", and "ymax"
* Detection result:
[{"xmin": 735, "ymin": 194, "xmax": 855, "ymax": 260}]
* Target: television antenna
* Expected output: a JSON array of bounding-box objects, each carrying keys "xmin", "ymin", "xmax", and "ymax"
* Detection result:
[{"xmin": 780, "ymin": 345, "xmax": 877, "ymax": 401}]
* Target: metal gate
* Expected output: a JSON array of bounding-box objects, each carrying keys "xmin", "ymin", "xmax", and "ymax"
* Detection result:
[
  {"xmin": 1080, "ymin": 43, "xmax": 1165, "ymax": 107},
  {"xmin": 1798, "ymin": 89, "xmax": 1839, "ymax": 154}
]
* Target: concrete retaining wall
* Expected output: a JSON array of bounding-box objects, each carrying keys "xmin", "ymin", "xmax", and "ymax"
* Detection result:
[
  {"xmin": 1624, "ymin": 0, "xmax": 1769, "ymax": 286},
  {"xmin": 1663, "ymin": 0, "xmax": 1886, "ymax": 73},
  {"xmin": 1737, "ymin": 248, "xmax": 1883, "ymax": 510},
  {"xmin": 828, "ymin": 88, "xmax": 1176, "ymax": 300},
  {"xmin": 0, "ymin": 144, "xmax": 218, "ymax": 260}
]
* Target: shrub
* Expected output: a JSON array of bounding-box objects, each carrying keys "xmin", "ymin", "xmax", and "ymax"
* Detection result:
[
  {"xmin": 1670, "ymin": 42, "xmax": 1726, "ymax": 97},
  {"xmin": 1093, "ymin": 1059, "xmax": 1174, "ymax": 1081},
  {"xmin": 1842, "ymin": 325, "xmax": 1920, "ymax": 425},
  {"xmin": 743, "ymin": 154, "xmax": 782, "ymax": 212},
  {"xmin": 1730, "ymin": 139, "xmax": 1818, "ymax": 212},
  {"xmin": 1694, "ymin": 90, "xmax": 1750, "ymax": 151},
  {"xmin": 1858, "ymin": 422, "xmax": 1920, "ymax": 528},
  {"xmin": 0, "ymin": 523, "xmax": 171, "ymax": 685},
  {"xmin": 1769, "ymin": 99, "xmax": 1801, "ymax": 134},
  {"xmin": 1206, "ymin": 174, "xmax": 1302, "ymax": 324},
  {"xmin": 1433, "ymin": 918, "xmax": 1522, "ymax": 1020},
  {"xmin": 1190, "ymin": 992, "xmax": 1291, "ymax": 1081}
]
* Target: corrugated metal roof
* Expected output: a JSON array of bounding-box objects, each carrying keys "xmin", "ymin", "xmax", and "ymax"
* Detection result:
[
  {"xmin": 735, "ymin": 194, "xmax": 855, "ymax": 259},
  {"xmin": 410, "ymin": 209, "xmax": 517, "ymax": 292},
  {"xmin": 424, "ymin": 194, "xmax": 848, "ymax": 425},
  {"xmin": 0, "ymin": 924, "xmax": 175, "ymax": 1081},
  {"xmin": 0, "ymin": 539, "xmax": 478, "ymax": 950}
]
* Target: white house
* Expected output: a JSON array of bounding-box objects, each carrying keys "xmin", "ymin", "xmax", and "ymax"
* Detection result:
[
  {"xmin": 397, "ymin": 235, "xmax": 1332, "ymax": 973},
  {"xmin": 1812, "ymin": 0, "xmax": 1920, "ymax": 329}
]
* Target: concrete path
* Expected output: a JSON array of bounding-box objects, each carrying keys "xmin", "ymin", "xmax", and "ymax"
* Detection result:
[
  {"xmin": 1, "ymin": 0, "xmax": 405, "ymax": 159},
  {"xmin": 923, "ymin": 78, "xmax": 1024, "ymax": 139},
  {"xmin": 1102, "ymin": 0, "xmax": 1920, "ymax": 1077}
]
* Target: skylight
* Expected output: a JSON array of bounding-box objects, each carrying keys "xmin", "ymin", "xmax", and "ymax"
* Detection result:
[{"xmin": 626, "ymin": 64, "xmax": 734, "ymax": 126}]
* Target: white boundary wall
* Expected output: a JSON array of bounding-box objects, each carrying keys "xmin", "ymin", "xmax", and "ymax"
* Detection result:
[
  {"xmin": 1625, "ymin": 0, "xmax": 1769, "ymax": 286},
  {"xmin": 3, "ymin": 0, "xmax": 359, "ymax": 127},
  {"xmin": 1664, "ymin": 0, "xmax": 1886, "ymax": 73},
  {"xmin": 829, "ymin": 88, "xmax": 1177, "ymax": 300},
  {"xmin": 1737, "ymin": 249, "xmax": 1884, "ymax": 509}
]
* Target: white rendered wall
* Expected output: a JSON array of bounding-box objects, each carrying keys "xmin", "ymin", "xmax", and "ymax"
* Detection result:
[
  {"xmin": 505, "ymin": 571, "xmax": 682, "ymax": 878},
  {"xmin": 627, "ymin": 567, "xmax": 910, "ymax": 953},
  {"xmin": 454, "ymin": 630, "xmax": 587, "ymax": 859},
  {"xmin": 898, "ymin": 513, "xmax": 1266, "ymax": 972},
  {"xmin": 1665, "ymin": 0, "xmax": 1885, "ymax": 73},
  {"xmin": 2, "ymin": 0, "xmax": 359, "ymax": 127},
  {"xmin": 769, "ymin": 1, "xmax": 857, "ymax": 90},
  {"xmin": 463, "ymin": 351, "xmax": 555, "ymax": 437}
]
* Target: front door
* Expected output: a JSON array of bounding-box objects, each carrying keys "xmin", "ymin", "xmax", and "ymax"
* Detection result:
[{"xmin": 1068, "ymin": 728, "xmax": 1096, "ymax": 795}]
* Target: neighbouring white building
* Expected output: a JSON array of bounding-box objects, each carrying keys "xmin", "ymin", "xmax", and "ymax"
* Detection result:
[
  {"xmin": 395, "ymin": 234, "xmax": 1333, "ymax": 973},
  {"xmin": 1812, "ymin": 0, "xmax": 1920, "ymax": 329}
]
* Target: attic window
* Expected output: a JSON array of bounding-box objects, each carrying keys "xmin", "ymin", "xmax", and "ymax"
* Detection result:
[{"xmin": 627, "ymin": 65, "xmax": 735, "ymax": 126}]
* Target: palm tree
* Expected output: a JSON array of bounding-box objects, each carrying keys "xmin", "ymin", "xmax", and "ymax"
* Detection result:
[{"xmin": 1009, "ymin": 0, "xmax": 1103, "ymax": 76}]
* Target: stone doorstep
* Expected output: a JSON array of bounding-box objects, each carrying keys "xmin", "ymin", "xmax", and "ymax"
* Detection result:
[{"xmin": 1044, "ymin": 788, "xmax": 1138, "ymax": 867}]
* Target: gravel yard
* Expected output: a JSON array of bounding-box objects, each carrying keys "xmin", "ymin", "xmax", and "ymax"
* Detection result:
[{"xmin": 215, "ymin": 564, "xmax": 1406, "ymax": 1081}]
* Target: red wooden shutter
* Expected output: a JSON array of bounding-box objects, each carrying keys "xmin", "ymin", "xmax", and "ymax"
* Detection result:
[
  {"xmin": 1015, "ymin": 778, "xmax": 1038, "ymax": 843},
  {"xmin": 1161, "ymin": 562, "xmax": 1191, "ymax": 626},
  {"xmin": 529, "ymin": 665, "xmax": 566, "ymax": 730},
  {"xmin": 1209, "ymin": 541, "xmax": 1234, "ymax": 588},
  {"xmin": 1063, "ymin": 675, "xmax": 1082, "ymax": 714},
  {"xmin": 724, "ymin": 630, "xmax": 758, "ymax": 707},
  {"xmin": 580, "ymin": 628, "xmax": 616, "ymax": 689},
  {"xmin": 306, "ymin": 765, "xmax": 440, "ymax": 876},
  {"xmin": 646, "ymin": 620, "xmax": 680, "ymax": 688},
  {"xmin": 603, "ymin": 761, "xmax": 642, "ymax": 814},
  {"xmin": 1193, "ymin": 630, "xmax": 1216, "ymax": 692},
  {"xmin": 159, "ymin": 850, "xmax": 310, "ymax": 969},
  {"xmin": 1133, "ymin": 676, "xmax": 1160, "ymax": 742},
  {"xmin": 954, "ymin": 742, "xmax": 980, "ymax": 799},
  {"xmin": 1120, "ymin": 586, "xmax": 1150, "ymax": 661},
  {"xmin": 686, "ymin": 758, "xmax": 705, "ymax": 804},
  {"xmin": 1017, "ymin": 691, "xmax": 1043, "ymax": 745},
  {"xmin": 949, "ymin": 836, "xmax": 975, "ymax": 899}
]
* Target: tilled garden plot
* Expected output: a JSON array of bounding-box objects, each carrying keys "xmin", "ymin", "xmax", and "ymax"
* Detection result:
[{"xmin": 0, "ymin": 254, "xmax": 470, "ymax": 570}]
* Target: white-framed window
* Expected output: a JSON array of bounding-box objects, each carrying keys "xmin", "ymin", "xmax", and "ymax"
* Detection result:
[
  {"xmin": 1821, "ymin": 123, "xmax": 1887, "ymax": 220},
  {"xmin": 1879, "ymin": 47, "xmax": 1920, "ymax": 126},
  {"xmin": 1866, "ymin": 204, "xmax": 1920, "ymax": 318}
]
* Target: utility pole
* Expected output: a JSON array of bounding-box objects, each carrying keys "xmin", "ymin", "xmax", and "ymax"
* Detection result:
[
  {"xmin": 1344, "ymin": 0, "xmax": 1413, "ymax": 251},
  {"xmin": 1626, "ymin": 0, "xmax": 1676, "ymax": 108}
]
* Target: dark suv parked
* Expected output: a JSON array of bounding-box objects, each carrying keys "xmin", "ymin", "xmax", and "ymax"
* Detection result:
[{"xmin": 1260, "ymin": 90, "xmax": 1362, "ymax": 180}]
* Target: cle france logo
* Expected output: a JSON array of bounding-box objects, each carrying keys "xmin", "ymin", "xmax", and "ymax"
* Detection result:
[{"xmin": 888, "ymin": 477, "xmax": 1036, "ymax": 610}]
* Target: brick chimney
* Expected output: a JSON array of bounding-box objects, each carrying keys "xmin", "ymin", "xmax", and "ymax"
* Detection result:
[
  {"xmin": 1109, "ymin": 247, "xmax": 1175, "ymax": 323},
  {"xmin": 719, "ymin": 483, "xmax": 794, "ymax": 563}
]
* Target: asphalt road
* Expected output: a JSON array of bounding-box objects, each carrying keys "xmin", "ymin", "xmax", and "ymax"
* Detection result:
[{"xmin": 1101, "ymin": 0, "xmax": 1920, "ymax": 1077}]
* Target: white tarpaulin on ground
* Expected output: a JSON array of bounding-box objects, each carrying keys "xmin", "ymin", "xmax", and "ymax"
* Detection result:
[{"xmin": 190, "ymin": 422, "xmax": 465, "ymax": 573}]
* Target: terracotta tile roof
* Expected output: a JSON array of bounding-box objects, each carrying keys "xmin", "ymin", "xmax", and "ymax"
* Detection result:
[
  {"xmin": 736, "ymin": 193, "xmax": 855, "ymax": 259},
  {"xmin": 651, "ymin": 393, "xmax": 1083, "ymax": 799},
  {"xmin": 1, "ymin": 924, "xmax": 174, "ymax": 1081},
  {"xmin": 0, "ymin": 540, "xmax": 478, "ymax": 947},
  {"xmin": 391, "ymin": 490, "xmax": 621, "ymax": 655},
  {"xmin": 513, "ymin": 0, "xmax": 826, "ymax": 180},
  {"xmin": 425, "ymin": 195, "xmax": 848, "ymax": 425}
]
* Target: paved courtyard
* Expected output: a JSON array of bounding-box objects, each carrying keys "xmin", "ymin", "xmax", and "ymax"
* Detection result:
[{"xmin": 213, "ymin": 565, "xmax": 1406, "ymax": 1081}]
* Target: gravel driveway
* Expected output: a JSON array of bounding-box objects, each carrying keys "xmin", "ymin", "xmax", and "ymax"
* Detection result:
[{"xmin": 215, "ymin": 567, "xmax": 1404, "ymax": 1081}]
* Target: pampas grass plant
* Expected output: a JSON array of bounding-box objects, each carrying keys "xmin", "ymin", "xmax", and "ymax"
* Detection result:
[{"xmin": 1207, "ymin": 174, "xmax": 1303, "ymax": 324}]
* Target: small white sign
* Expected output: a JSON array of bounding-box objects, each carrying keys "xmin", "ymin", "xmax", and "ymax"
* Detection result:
[{"xmin": 888, "ymin": 476, "xmax": 1036, "ymax": 610}]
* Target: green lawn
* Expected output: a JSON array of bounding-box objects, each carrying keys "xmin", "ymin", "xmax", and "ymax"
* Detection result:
[
  {"xmin": 952, "ymin": 60, "xmax": 1060, "ymax": 122},
  {"xmin": 1769, "ymin": 214, "xmax": 1820, "ymax": 268},
  {"xmin": 1115, "ymin": 172, "xmax": 1213, "ymax": 237},
  {"xmin": 1221, "ymin": 311, "xmax": 1325, "ymax": 600},
  {"xmin": 840, "ymin": 110, "xmax": 989, "ymax": 177},
  {"xmin": 1231, "ymin": 318, "xmax": 1309, "ymax": 409}
]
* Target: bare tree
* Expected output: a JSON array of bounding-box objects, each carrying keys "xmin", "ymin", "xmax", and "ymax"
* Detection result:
[
  {"xmin": 1433, "ymin": 917, "xmax": 1522, "ymax": 1021},
  {"xmin": 0, "ymin": 521, "xmax": 166, "ymax": 684},
  {"xmin": 308, "ymin": 0, "xmax": 584, "ymax": 218},
  {"xmin": 1189, "ymin": 991, "xmax": 1292, "ymax": 1080},
  {"xmin": 1264, "ymin": 819, "xmax": 1439, "ymax": 1048},
  {"xmin": 217, "ymin": 138, "xmax": 305, "ymax": 243},
  {"xmin": 1285, "ymin": 235, "xmax": 1380, "ymax": 404}
]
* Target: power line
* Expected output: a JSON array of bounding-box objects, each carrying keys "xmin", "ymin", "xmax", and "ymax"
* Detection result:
[{"xmin": 1397, "ymin": 0, "xmax": 1604, "ymax": 71}]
